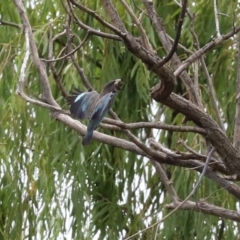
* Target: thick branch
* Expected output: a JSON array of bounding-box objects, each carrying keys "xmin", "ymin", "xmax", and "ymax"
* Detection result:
[
  {"xmin": 166, "ymin": 200, "xmax": 240, "ymax": 222},
  {"xmin": 13, "ymin": 0, "xmax": 58, "ymax": 106},
  {"xmin": 151, "ymin": 91, "xmax": 240, "ymax": 174},
  {"xmin": 143, "ymin": 0, "xmax": 202, "ymax": 106},
  {"xmin": 101, "ymin": 0, "xmax": 176, "ymax": 99}
]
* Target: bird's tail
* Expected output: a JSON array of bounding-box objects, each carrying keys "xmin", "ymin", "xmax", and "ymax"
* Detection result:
[{"xmin": 82, "ymin": 130, "xmax": 93, "ymax": 145}]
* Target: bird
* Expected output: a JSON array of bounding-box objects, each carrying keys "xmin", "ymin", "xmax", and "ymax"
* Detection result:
[{"xmin": 67, "ymin": 79, "xmax": 122, "ymax": 145}]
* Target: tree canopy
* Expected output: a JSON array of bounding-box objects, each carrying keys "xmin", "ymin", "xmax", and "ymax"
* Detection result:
[{"xmin": 1, "ymin": 0, "xmax": 240, "ymax": 239}]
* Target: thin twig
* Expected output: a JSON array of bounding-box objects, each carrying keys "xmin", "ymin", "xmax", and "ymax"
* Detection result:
[
  {"xmin": 188, "ymin": 11, "xmax": 225, "ymax": 132},
  {"xmin": 192, "ymin": 147, "xmax": 216, "ymax": 194},
  {"xmin": 0, "ymin": 19, "xmax": 21, "ymax": 29},
  {"xmin": 68, "ymin": 0, "xmax": 127, "ymax": 35},
  {"xmin": 167, "ymin": 33, "xmax": 193, "ymax": 54},
  {"xmin": 65, "ymin": 14, "xmax": 93, "ymax": 91},
  {"xmin": 63, "ymin": 0, "xmax": 121, "ymax": 41},
  {"xmin": 41, "ymin": 32, "xmax": 90, "ymax": 63},
  {"xmin": 178, "ymin": 139, "xmax": 209, "ymax": 159},
  {"xmin": 151, "ymin": 161, "xmax": 180, "ymax": 204},
  {"xmin": 200, "ymin": 55, "xmax": 225, "ymax": 132},
  {"xmin": 52, "ymin": 29, "xmax": 66, "ymax": 42}
]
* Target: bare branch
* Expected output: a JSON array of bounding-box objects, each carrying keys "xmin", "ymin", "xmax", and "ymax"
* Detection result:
[
  {"xmin": 192, "ymin": 147, "xmax": 216, "ymax": 194},
  {"xmin": 64, "ymin": 0, "xmax": 121, "ymax": 41},
  {"xmin": 167, "ymin": 33, "xmax": 193, "ymax": 54},
  {"xmin": 55, "ymin": 113, "xmax": 148, "ymax": 156},
  {"xmin": 14, "ymin": 23, "xmax": 67, "ymax": 112},
  {"xmin": 188, "ymin": 11, "xmax": 225, "ymax": 133},
  {"xmin": 0, "ymin": 19, "xmax": 21, "ymax": 29},
  {"xmin": 151, "ymin": 161, "xmax": 180, "ymax": 204},
  {"xmin": 48, "ymin": 27, "xmax": 68, "ymax": 99},
  {"xmin": 13, "ymin": 0, "xmax": 58, "ymax": 106},
  {"xmin": 151, "ymin": 92, "xmax": 240, "ymax": 174},
  {"xmin": 143, "ymin": 0, "xmax": 202, "ymax": 106},
  {"xmin": 213, "ymin": 0, "xmax": 221, "ymax": 37},
  {"xmin": 41, "ymin": 31, "xmax": 90, "ymax": 63},
  {"xmin": 65, "ymin": 14, "xmax": 93, "ymax": 91},
  {"xmin": 102, "ymin": 118, "xmax": 206, "ymax": 134},
  {"xmin": 166, "ymin": 199, "xmax": 240, "ymax": 222},
  {"xmin": 16, "ymin": 18, "xmax": 30, "ymax": 94},
  {"xmin": 233, "ymin": 33, "xmax": 240, "ymax": 151},
  {"xmin": 174, "ymin": 26, "xmax": 240, "ymax": 76},
  {"xmin": 68, "ymin": 0, "xmax": 127, "ymax": 36},
  {"xmin": 120, "ymin": 0, "xmax": 154, "ymax": 53},
  {"xmin": 158, "ymin": 0, "xmax": 188, "ymax": 67},
  {"xmin": 200, "ymin": 55, "xmax": 225, "ymax": 132},
  {"xmin": 126, "ymin": 148, "xmax": 215, "ymax": 239}
]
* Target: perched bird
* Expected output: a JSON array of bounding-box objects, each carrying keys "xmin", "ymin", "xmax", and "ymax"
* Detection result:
[{"xmin": 67, "ymin": 79, "xmax": 122, "ymax": 145}]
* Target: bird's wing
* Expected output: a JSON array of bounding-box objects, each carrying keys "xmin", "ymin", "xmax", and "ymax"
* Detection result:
[
  {"xmin": 67, "ymin": 89, "xmax": 99, "ymax": 119},
  {"xmin": 90, "ymin": 92, "xmax": 116, "ymax": 123}
]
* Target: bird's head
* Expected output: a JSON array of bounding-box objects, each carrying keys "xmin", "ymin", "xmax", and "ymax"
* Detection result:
[
  {"xmin": 113, "ymin": 79, "xmax": 123, "ymax": 92},
  {"xmin": 101, "ymin": 79, "xmax": 123, "ymax": 95}
]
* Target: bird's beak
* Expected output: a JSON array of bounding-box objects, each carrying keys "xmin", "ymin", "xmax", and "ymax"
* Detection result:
[{"xmin": 114, "ymin": 79, "xmax": 123, "ymax": 91}]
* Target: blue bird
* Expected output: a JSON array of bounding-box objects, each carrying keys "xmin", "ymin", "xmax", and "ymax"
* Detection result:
[{"xmin": 67, "ymin": 79, "xmax": 122, "ymax": 145}]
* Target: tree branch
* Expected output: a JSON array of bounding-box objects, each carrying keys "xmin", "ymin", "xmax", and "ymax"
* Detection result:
[
  {"xmin": 233, "ymin": 33, "xmax": 240, "ymax": 151},
  {"xmin": 151, "ymin": 160, "xmax": 180, "ymax": 204},
  {"xmin": 65, "ymin": 14, "xmax": 94, "ymax": 91},
  {"xmin": 157, "ymin": 0, "xmax": 188, "ymax": 67},
  {"xmin": 213, "ymin": 0, "xmax": 221, "ymax": 37},
  {"xmin": 143, "ymin": 0, "xmax": 202, "ymax": 106},
  {"xmin": 166, "ymin": 199, "xmax": 240, "ymax": 222},
  {"xmin": 125, "ymin": 147, "xmax": 215, "ymax": 239},
  {"xmin": 120, "ymin": 0, "xmax": 154, "ymax": 53},
  {"xmin": 13, "ymin": 0, "xmax": 58, "ymax": 106},
  {"xmin": 102, "ymin": 118, "xmax": 206, "ymax": 134},
  {"xmin": 48, "ymin": 27, "xmax": 69, "ymax": 99},
  {"xmin": 68, "ymin": 0, "xmax": 127, "ymax": 36},
  {"xmin": 150, "ymin": 91, "xmax": 240, "ymax": 174},
  {"xmin": 174, "ymin": 26, "xmax": 240, "ymax": 76},
  {"xmin": 188, "ymin": 10, "xmax": 225, "ymax": 132},
  {"xmin": 41, "ymin": 31, "xmax": 90, "ymax": 63},
  {"xmin": 0, "ymin": 19, "xmax": 21, "ymax": 29},
  {"xmin": 65, "ymin": 0, "xmax": 121, "ymax": 41}
]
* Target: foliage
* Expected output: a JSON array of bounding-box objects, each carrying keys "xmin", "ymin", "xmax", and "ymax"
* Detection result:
[{"xmin": 1, "ymin": 0, "xmax": 240, "ymax": 239}]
